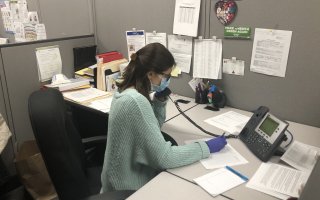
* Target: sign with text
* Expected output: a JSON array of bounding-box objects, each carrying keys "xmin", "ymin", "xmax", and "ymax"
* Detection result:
[{"xmin": 224, "ymin": 27, "xmax": 251, "ymax": 39}]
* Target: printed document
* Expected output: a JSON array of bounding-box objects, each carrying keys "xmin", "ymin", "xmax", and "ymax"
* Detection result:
[
  {"xmin": 63, "ymin": 88, "xmax": 110, "ymax": 103},
  {"xmin": 173, "ymin": 0, "xmax": 201, "ymax": 37},
  {"xmin": 88, "ymin": 97, "xmax": 113, "ymax": 113},
  {"xmin": 247, "ymin": 163, "xmax": 309, "ymax": 198},
  {"xmin": 168, "ymin": 35, "xmax": 193, "ymax": 73},
  {"xmin": 126, "ymin": 30, "xmax": 145, "ymax": 59},
  {"xmin": 35, "ymin": 45, "xmax": 62, "ymax": 81},
  {"xmin": 193, "ymin": 39, "xmax": 222, "ymax": 79},
  {"xmin": 281, "ymin": 141, "xmax": 320, "ymax": 172},
  {"xmin": 145, "ymin": 32, "xmax": 167, "ymax": 47},
  {"xmin": 204, "ymin": 111, "xmax": 250, "ymax": 135},
  {"xmin": 250, "ymin": 28, "xmax": 292, "ymax": 77},
  {"xmin": 194, "ymin": 167, "xmax": 247, "ymax": 197}
]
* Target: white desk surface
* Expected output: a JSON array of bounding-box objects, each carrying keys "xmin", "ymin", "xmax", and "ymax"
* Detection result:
[
  {"xmin": 165, "ymin": 93, "xmax": 197, "ymax": 121},
  {"xmin": 127, "ymin": 172, "xmax": 227, "ymax": 200},
  {"xmin": 161, "ymin": 104, "xmax": 320, "ymax": 200}
]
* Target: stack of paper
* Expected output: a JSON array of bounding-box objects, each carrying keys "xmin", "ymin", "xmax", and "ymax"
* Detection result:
[
  {"xmin": 88, "ymin": 97, "xmax": 113, "ymax": 113},
  {"xmin": 45, "ymin": 78, "xmax": 90, "ymax": 92},
  {"xmin": 63, "ymin": 88, "xmax": 111, "ymax": 103},
  {"xmin": 246, "ymin": 163, "xmax": 308, "ymax": 199},
  {"xmin": 247, "ymin": 141, "xmax": 320, "ymax": 199}
]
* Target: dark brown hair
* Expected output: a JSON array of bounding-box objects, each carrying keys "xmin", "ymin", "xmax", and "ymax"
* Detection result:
[{"xmin": 117, "ymin": 43, "xmax": 175, "ymax": 101}]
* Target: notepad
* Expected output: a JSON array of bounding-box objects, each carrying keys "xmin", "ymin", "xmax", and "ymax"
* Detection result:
[{"xmin": 194, "ymin": 167, "xmax": 248, "ymax": 197}]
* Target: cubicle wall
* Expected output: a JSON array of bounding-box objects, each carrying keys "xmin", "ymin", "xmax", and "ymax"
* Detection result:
[
  {"xmin": 94, "ymin": 0, "xmax": 320, "ymax": 128},
  {"xmin": 0, "ymin": 0, "xmax": 93, "ymax": 42},
  {"xmin": 0, "ymin": 51, "xmax": 15, "ymax": 174},
  {"xmin": 0, "ymin": 35, "xmax": 95, "ymax": 144}
]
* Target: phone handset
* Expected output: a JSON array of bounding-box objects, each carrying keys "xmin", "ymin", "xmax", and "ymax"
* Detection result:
[{"xmin": 239, "ymin": 106, "xmax": 289, "ymax": 162}]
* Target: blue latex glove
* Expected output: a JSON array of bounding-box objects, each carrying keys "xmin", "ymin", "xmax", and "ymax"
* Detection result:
[{"xmin": 205, "ymin": 136, "xmax": 227, "ymax": 153}]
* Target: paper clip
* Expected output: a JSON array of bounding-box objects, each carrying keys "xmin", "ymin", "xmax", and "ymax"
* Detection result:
[
  {"xmin": 132, "ymin": 27, "xmax": 137, "ymax": 32},
  {"xmin": 212, "ymin": 36, "xmax": 217, "ymax": 41},
  {"xmin": 152, "ymin": 30, "xmax": 157, "ymax": 35},
  {"xmin": 232, "ymin": 57, "xmax": 236, "ymax": 62},
  {"xmin": 198, "ymin": 36, "xmax": 203, "ymax": 40}
]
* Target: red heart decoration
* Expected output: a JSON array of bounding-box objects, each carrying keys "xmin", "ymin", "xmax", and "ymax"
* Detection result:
[{"xmin": 215, "ymin": 0, "xmax": 237, "ymax": 25}]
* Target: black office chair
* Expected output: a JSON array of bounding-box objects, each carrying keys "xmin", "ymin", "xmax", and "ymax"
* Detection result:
[{"xmin": 28, "ymin": 88, "xmax": 134, "ymax": 200}]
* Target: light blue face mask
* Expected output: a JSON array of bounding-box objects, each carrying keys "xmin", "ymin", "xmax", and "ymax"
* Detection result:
[{"xmin": 152, "ymin": 77, "xmax": 171, "ymax": 92}]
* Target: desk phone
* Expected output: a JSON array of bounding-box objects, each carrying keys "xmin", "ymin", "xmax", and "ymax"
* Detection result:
[{"xmin": 239, "ymin": 106, "xmax": 288, "ymax": 162}]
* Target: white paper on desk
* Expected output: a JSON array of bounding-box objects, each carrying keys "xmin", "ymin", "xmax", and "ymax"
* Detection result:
[
  {"xmin": 280, "ymin": 141, "xmax": 320, "ymax": 173},
  {"xmin": 126, "ymin": 30, "xmax": 145, "ymax": 59},
  {"xmin": 146, "ymin": 32, "xmax": 167, "ymax": 47},
  {"xmin": 168, "ymin": 35, "xmax": 193, "ymax": 73},
  {"xmin": 193, "ymin": 39, "xmax": 222, "ymax": 79},
  {"xmin": 35, "ymin": 45, "xmax": 62, "ymax": 82},
  {"xmin": 185, "ymin": 139, "xmax": 248, "ymax": 169},
  {"xmin": 204, "ymin": 111, "xmax": 250, "ymax": 135},
  {"xmin": 63, "ymin": 88, "xmax": 110, "ymax": 103},
  {"xmin": 201, "ymin": 144, "xmax": 248, "ymax": 169},
  {"xmin": 246, "ymin": 163, "xmax": 309, "ymax": 198},
  {"xmin": 173, "ymin": 0, "xmax": 201, "ymax": 37},
  {"xmin": 250, "ymin": 28, "xmax": 292, "ymax": 77},
  {"xmin": 194, "ymin": 167, "xmax": 246, "ymax": 197},
  {"xmin": 88, "ymin": 97, "xmax": 113, "ymax": 113}
]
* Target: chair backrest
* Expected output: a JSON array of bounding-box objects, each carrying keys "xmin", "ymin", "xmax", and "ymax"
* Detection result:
[{"xmin": 28, "ymin": 88, "xmax": 91, "ymax": 199}]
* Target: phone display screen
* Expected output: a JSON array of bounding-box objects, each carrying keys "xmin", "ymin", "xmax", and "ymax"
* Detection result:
[{"xmin": 259, "ymin": 115, "xmax": 279, "ymax": 136}]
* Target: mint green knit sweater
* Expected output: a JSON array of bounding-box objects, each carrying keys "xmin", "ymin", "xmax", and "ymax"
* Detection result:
[{"xmin": 101, "ymin": 88, "xmax": 210, "ymax": 192}]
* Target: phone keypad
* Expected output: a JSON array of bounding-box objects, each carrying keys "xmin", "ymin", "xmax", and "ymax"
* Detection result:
[{"xmin": 246, "ymin": 132, "xmax": 271, "ymax": 156}]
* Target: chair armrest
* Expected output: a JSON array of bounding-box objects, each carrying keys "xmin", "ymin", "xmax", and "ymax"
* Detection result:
[
  {"xmin": 82, "ymin": 136, "xmax": 107, "ymax": 167},
  {"xmin": 82, "ymin": 135, "xmax": 107, "ymax": 149}
]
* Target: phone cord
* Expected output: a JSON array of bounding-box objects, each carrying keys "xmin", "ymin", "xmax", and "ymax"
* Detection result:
[{"xmin": 169, "ymin": 96, "xmax": 238, "ymax": 139}]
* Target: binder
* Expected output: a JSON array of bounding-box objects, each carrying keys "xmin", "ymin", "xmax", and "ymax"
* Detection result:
[
  {"xmin": 96, "ymin": 58, "xmax": 128, "ymax": 91},
  {"xmin": 97, "ymin": 51, "xmax": 124, "ymax": 63}
]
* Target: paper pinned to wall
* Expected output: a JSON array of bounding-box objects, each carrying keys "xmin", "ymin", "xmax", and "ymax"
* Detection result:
[
  {"xmin": 27, "ymin": 11, "xmax": 39, "ymax": 24},
  {"xmin": 168, "ymin": 35, "xmax": 193, "ymax": 73},
  {"xmin": 35, "ymin": 45, "xmax": 62, "ymax": 82},
  {"xmin": 146, "ymin": 32, "xmax": 167, "ymax": 47},
  {"xmin": 223, "ymin": 58, "xmax": 245, "ymax": 76},
  {"xmin": 193, "ymin": 39, "xmax": 222, "ymax": 79},
  {"xmin": 35, "ymin": 24, "xmax": 47, "ymax": 40},
  {"xmin": 126, "ymin": 30, "xmax": 145, "ymax": 59},
  {"xmin": 173, "ymin": 0, "xmax": 201, "ymax": 37},
  {"xmin": 250, "ymin": 28, "xmax": 292, "ymax": 77}
]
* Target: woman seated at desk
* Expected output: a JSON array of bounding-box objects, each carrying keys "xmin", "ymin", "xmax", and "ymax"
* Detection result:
[{"xmin": 101, "ymin": 43, "xmax": 227, "ymax": 192}]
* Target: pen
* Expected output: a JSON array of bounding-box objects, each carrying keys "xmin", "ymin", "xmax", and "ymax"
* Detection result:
[
  {"xmin": 225, "ymin": 166, "xmax": 249, "ymax": 181},
  {"xmin": 221, "ymin": 132, "xmax": 225, "ymax": 137}
]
